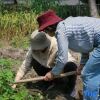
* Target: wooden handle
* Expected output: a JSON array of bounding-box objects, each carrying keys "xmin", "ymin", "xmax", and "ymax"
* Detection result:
[{"xmin": 13, "ymin": 71, "xmax": 76, "ymax": 84}]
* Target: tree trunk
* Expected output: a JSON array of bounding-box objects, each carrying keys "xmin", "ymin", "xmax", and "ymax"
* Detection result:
[{"xmin": 88, "ymin": 0, "xmax": 99, "ymax": 17}]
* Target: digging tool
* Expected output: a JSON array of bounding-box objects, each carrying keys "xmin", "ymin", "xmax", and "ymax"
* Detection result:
[{"xmin": 13, "ymin": 71, "xmax": 76, "ymax": 84}]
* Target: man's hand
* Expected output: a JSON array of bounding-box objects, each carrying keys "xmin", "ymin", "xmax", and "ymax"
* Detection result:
[{"xmin": 44, "ymin": 71, "xmax": 54, "ymax": 81}]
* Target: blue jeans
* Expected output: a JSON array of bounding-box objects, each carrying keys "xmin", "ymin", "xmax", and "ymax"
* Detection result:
[{"xmin": 82, "ymin": 45, "xmax": 100, "ymax": 100}]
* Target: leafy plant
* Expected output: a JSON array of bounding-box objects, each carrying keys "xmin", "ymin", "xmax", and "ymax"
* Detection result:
[
  {"xmin": 0, "ymin": 58, "xmax": 21, "ymax": 68},
  {"xmin": 0, "ymin": 58, "xmax": 44, "ymax": 100}
]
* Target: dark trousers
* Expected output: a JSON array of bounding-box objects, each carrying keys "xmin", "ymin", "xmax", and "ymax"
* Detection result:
[{"xmin": 32, "ymin": 58, "xmax": 77, "ymax": 94}]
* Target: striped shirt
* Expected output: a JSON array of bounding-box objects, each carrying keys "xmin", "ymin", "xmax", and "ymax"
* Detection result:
[{"xmin": 52, "ymin": 16, "xmax": 100, "ymax": 75}]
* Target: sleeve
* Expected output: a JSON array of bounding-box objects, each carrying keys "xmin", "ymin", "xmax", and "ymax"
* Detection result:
[
  {"xmin": 80, "ymin": 53, "xmax": 89, "ymax": 65},
  {"xmin": 15, "ymin": 48, "xmax": 33, "ymax": 81},
  {"xmin": 51, "ymin": 22, "xmax": 69, "ymax": 76}
]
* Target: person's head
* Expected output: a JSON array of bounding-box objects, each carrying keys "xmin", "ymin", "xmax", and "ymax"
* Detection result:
[
  {"xmin": 37, "ymin": 10, "xmax": 63, "ymax": 36},
  {"xmin": 30, "ymin": 30, "xmax": 51, "ymax": 53}
]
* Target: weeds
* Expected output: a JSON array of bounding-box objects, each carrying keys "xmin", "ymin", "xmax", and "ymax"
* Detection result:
[
  {"xmin": 10, "ymin": 35, "xmax": 29, "ymax": 49},
  {"xmin": 0, "ymin": 11, "xmax": 38, "ymax": 41},
  {"xmin": 0, "ymin": 58, "xmax": 43, "ymax": 100}
]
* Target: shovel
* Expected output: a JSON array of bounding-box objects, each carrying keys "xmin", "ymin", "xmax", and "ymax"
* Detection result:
[{"xmin": 13, "ymin": 71, "xmax": 76, "ymax": 84}]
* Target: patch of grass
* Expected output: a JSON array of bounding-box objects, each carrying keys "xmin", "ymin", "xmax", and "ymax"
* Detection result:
[
  {"xmin": 0, "ymin": 58, "xmax": 44, "ymax": 100},
  {"xmin": 0, "ymin": 11, "xmax": 38, "ymax": 41},
  {"xmin": 0, "ymin": 42, "xmax": 3, "ymax": 48},
  {"xmin": 0, "ymin": 11, "xmax": 38, "ymax": 49},
  {"xmin": 0, "ymin": 58, "xmax": 21, "ymax": 68},
  {"xmin": 10, "ymin": 35, "xmax": 30, "ymax": 49}
]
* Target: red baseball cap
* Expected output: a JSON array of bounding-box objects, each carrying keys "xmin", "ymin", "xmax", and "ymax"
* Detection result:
[{"xmin": 37, "ymin": 10, "xmax": 63, "ymax": 31}]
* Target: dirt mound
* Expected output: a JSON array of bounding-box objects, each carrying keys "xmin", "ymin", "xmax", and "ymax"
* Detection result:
[{"xmin": 0, "ymin": 48, "xmax": 27, "ymax": 60}]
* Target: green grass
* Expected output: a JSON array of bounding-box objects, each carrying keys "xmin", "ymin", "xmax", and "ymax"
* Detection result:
[
  {"xmin": 0, "ymin": 11, "xmax": 38, "ymax": 48},
  {"xmin": 10, "ymin": 35, "xmax": 30, "ymax": 49},
  {"xmin": 0, "ymin": 42, "xmax": 3, "ymax": 48},
  {"xmin": 0, "ymin": 11, "xmax": 38, "ymax": 40},
  {"xmin": 0, "ymin": 58, "xmax": 44, "ymax": 100},
  {"xmin": 0, "ymin": 58, "xmax": 20, "ymax": 68}
]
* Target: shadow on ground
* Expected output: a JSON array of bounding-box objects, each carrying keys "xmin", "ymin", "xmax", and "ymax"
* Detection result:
[{"xmin": 25, "ymin": 80, "xmax": 76, "ymax": 100}]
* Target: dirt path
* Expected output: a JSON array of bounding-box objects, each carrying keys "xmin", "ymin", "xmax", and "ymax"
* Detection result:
[{"xmin": 0, "ymin": 48, "xmax": 27, "ymax": 60}]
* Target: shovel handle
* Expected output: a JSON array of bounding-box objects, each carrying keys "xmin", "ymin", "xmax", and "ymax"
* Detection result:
[{"xmin": 13, "ymin": 71, "xmax": 76, "ymax": 84}]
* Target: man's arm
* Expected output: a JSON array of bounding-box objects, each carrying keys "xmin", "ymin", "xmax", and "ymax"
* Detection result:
[
  {"xmin": 12, "ymin": 48, "xmax": 33, "ymax": 88},
  {"xmin": 51, "ymin": 31, "xmax": 68, "ymax": 76},
  {"xmin": 15, "ymin": 48, "xmax": 33, "ymax": 81}
]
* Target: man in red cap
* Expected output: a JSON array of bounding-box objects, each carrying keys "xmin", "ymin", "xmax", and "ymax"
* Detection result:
[{"xmin": 37, "ymin": 10, "xmax": 100, "ymax": 100}]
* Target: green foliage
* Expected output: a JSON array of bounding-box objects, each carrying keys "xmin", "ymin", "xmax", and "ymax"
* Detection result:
[
  {"xmin": 0, "ymin": 68, "xmax": 14, "ymax": 99},
  {"xmin": 0, "ymin": 58, "xmax": 15, "ymax": 68},
  {"xmin": 0, "ymin": 10, "xmax": 38, "ymax": 48},
  {"xmin": 0, "ymin": 58, "xmax": 16, "ymax": 99},
  {"xmin": 0, "ymin": 11, "xmax": 38, "ymax": 41},
  {"xmin": 0, "ymin": 0, "xmax": 91, "ymax": 48},
  {"xmin": 0, "ymin": 58, "xmax": 21, "ymax": 68},
  {"xmin": 0, "ymin": 42, "xmax": 3, "ymax": 48},
  {"xmin": 0, "ymin": 58, "xmax": 43, "ymax": 100}
]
